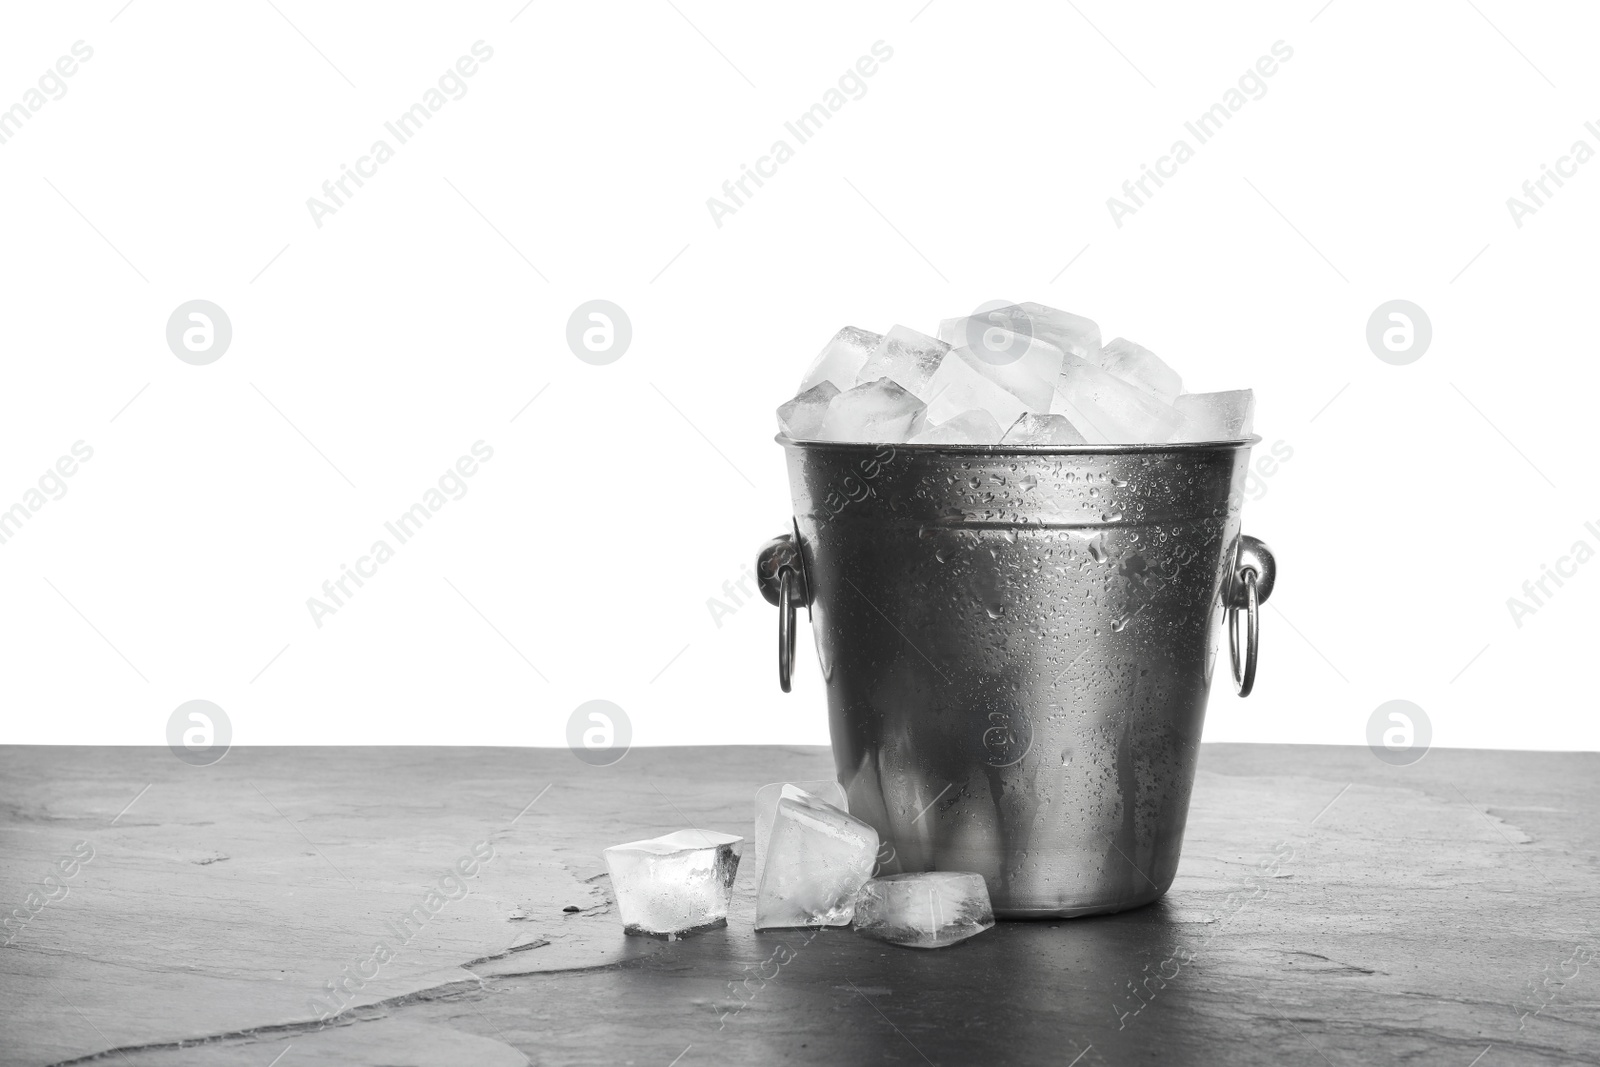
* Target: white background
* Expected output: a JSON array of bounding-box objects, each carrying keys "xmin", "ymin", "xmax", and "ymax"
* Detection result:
[{"xmin": 1, "ymin": 0, "xmax": 1595, "ymax": 751}]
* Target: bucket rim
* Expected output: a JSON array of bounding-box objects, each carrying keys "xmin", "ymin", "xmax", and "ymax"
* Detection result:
[{"xmin": 775, "ymin": 433, "xmax": 1261, "ymax": 455}]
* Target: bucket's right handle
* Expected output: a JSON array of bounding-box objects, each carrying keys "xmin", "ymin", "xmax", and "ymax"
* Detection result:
[
  {"xmin": 757, "ymin": 531, "xmax": 811, "ymax": 693},
  {"xmin": 1227, "ymin": 535, "xmax": 1276, "ymax": 698}
]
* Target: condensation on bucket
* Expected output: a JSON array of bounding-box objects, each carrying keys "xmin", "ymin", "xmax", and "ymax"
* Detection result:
[{"xmin": 782, "ymin": 440, "xmax": 1252, "ymax": 918}]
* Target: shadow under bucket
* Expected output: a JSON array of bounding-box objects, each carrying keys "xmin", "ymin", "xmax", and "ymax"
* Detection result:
[{"xmin": 758, "ymin": 437, "xmax": 1275, "ymax": 919}]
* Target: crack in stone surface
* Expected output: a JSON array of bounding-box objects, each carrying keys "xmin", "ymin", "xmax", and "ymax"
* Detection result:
[
  {"xmin": 462, "ymin": 939, "xmax": 551, "ymax": 968},
  {"xmin": 42, "ymin": 945, "xmax": 625, "ymax": 1066}
]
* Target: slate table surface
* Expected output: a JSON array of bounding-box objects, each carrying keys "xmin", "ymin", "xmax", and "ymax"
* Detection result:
[{"xmin": 1, "ymin": 744, "xmax": 1596, "ymax": 1067}]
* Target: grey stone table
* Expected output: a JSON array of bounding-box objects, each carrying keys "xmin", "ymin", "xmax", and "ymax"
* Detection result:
[{"xmin": 1, "ymin": 744, "xmax": 1595, "ymax": 1066}]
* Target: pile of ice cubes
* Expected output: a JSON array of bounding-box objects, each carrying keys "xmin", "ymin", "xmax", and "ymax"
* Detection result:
[
  {"xmin": 601, "ymin": 783, "xmax": 994, "ymax": 949},
  {"xmin": 777, "ymin": 302, "xmax": 1253, "ymax": 445}
]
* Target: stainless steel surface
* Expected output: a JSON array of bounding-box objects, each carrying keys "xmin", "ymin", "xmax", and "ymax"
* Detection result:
[
  {"xmin": 755, "ymin": 534, "xmax": 809, "ymax": 607},
  {"xmin": 1229, "ymin": 533, "xmax": 1277, "ymax": 607},
  {"xmin": 764, "ymin": 436, "xmax": 1270, "ymax": 918}
]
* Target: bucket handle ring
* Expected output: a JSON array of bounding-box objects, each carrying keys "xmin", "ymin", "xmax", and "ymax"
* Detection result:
[
  {"xmin": 1227, "ymin": 535, "xmax": 1276, "ymax": 698},
  {"xmin": 1228, "ymin": 569, "xmax": 1259, "ymax": 696},
  {"xmin": 778, "ymin": 570, "xmax": 800, "ymax": 693},
  {"xmin": 757, "ymin": 531, "xmax": 811, "ymax": 693}
]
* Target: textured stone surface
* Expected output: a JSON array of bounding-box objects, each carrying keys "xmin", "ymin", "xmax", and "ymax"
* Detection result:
[{"xmin": 2, "ymin": 744, "xmax": 1595, "ymax": 1066}]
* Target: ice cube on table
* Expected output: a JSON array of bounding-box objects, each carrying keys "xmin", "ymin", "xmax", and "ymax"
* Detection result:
[
  {"xmin": 1170, "ymin": 389, "xmax": 1255, "ymax": 441},
  {"xmin": 1098, "ymin": 337, "xmax": 1182, "ymax": 404},
  {"xmin": 816, "ymin": 378, "xmax": 926, "ymax": 443},
  {"xmin": 776, "ymin": 382, "xmax": 839, "ymax": 440},
  {"xmin": 753, "ymin": 781, "xmax": 849, "ymax": 876},
  {"xmin": 602, "ymin": 829, "xmax": 742, "ymax": 939},
  {"xmin": 1052, "ymin": 355, "xmax": 1185, "ymax": 443},
  {"xmin": 853, "ymin": 871, "xmax": 996, "ymax": 949},
  {"xmin": 1000, "ymin": 412, "xmax": 1087, "ymax": 445},
  {"xmin": 756, "ymin": 790, "xmax": 879, "ymax": 930},
  {"xmin": 910, "ymin": 408, "xmax": 1005, "ymax": 445},
  {"xmin": 922, "ymin": 348, "xmax": 1031, "ymax": 428},
  {"xmin": 799, "ymin": 326, "xmax": 882, "ymax": 394},
  {"xmin": 856, "ymin": 325, "xmax": 950, "ymax": 395}
]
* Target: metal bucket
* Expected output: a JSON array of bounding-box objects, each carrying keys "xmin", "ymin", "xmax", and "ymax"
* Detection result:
[{"xmin": 757, "ymin": 438, "xmax": 1276, "ymax": 918}]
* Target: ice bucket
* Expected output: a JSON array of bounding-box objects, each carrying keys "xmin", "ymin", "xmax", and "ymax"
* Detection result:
[{"xmin": 757, "ymin": 437, "xmax": 1276, "ymax": 918}]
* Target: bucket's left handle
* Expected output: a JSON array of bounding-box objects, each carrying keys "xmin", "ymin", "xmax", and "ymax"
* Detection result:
[
  {"xmin": 1227, "ymin": 535, "xmax": 1276, "ymax": 697},
  {"xmin": 757, "ymin": 532, "xmax": 811, "ymax": 693}
]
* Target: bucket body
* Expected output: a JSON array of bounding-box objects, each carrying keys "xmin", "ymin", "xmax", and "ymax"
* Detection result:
[{"xmin": 780, "ymin": 438, "xmax": 1254, "ymax": 918}]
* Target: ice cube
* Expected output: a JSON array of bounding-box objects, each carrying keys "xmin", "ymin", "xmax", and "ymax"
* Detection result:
[
  {"xmin": 856, "ymin": 325, "xmax": 950, "ymax": 395},
  {"xmin": 955, "ymin": 346, "xmax": 1056, "ymax": 413},
  {"xmin": 753, "ymin": 781, "xmax": 849, "ymax": 875},
  {"xmin": 938, "ymin": 316, "xmax": 1067, "ymax": 384},
  {"xmin": 853, "ymin": 872, "xmax": 995, "ymax": 949},
  {"xmin": 1020, "ymin": 302, "xmax": 1102, "ymax": 361},
  {"xmin": 799, "ymin": 326, "xmax": 882, "ymax": 394},
  {"xmin": 922, "ymin": 348, "xmax": 1031, "ymax": 428},
  {"xmin": 1098, "ymin": 337, "xmax": 1182, "ymax": 404},
  {"xmin": 816, "ymin": 378, "xmax": 927, "ymax": 443},
  {"xmin": 756, "ymin": 791, "xmax": 879, "ymax": 930},
  {"xmin": 1052, "ymin": 355, "xmax": 1184, "ymax": 443},
  {"xmin": 602, "ymin": 829, "xmax": 742, "ymax": 939},
  {"xmin": 961, "ymin": 303, "xmax": 1100, "ymax": 362},
  {"xmin": 1170, "ymin": 389, "xmax": 1255, "ymax": 441},
  {"xmin": 910, "ymin": 408, "xmax": 1005, "ymax": 445},
  {"xmin": 1000, "ymin": 412, "xmax": 1087, "ymax": 445},
  {"xmin": 776, "ymin": 382, "xmax": 840, "ymax": 440}
]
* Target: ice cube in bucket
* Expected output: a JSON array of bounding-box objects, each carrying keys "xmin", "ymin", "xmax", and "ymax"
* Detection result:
[
  {"xmin": 1053, "ymin": 354, "xmax": 1184, "ymax": 443},
  {"xmin": 799, "ymin": 326, "xmax": 881, "ymax": 394},
  {"xmin": 856, "ymin": 325, "xmax": 950, "ymax": 395},
  {"xmin": 1171, "ymin": 389, "xmax": 1255, "ymax": 441},
  {"xmin": 1001, "ymin": 412, "xmax": 1087, "ymax": 445},
  {"xmin": 911, "ymin": 409, "xmax": 1005, "ymax": 444},
  {"xmin": 1097, "ymin": 337, "xmax": 1182, "ymax": 404},
  {"xmin": 777, "ymin": 382, "xmax": 839, "ymax": 440},
  {"xmin": 816, "ymin": 378, "xmax": 926, "ymax": 442},
  {"xmin": 921, "ymin": 347, "xmax": 1030, "ymax": 428}
]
